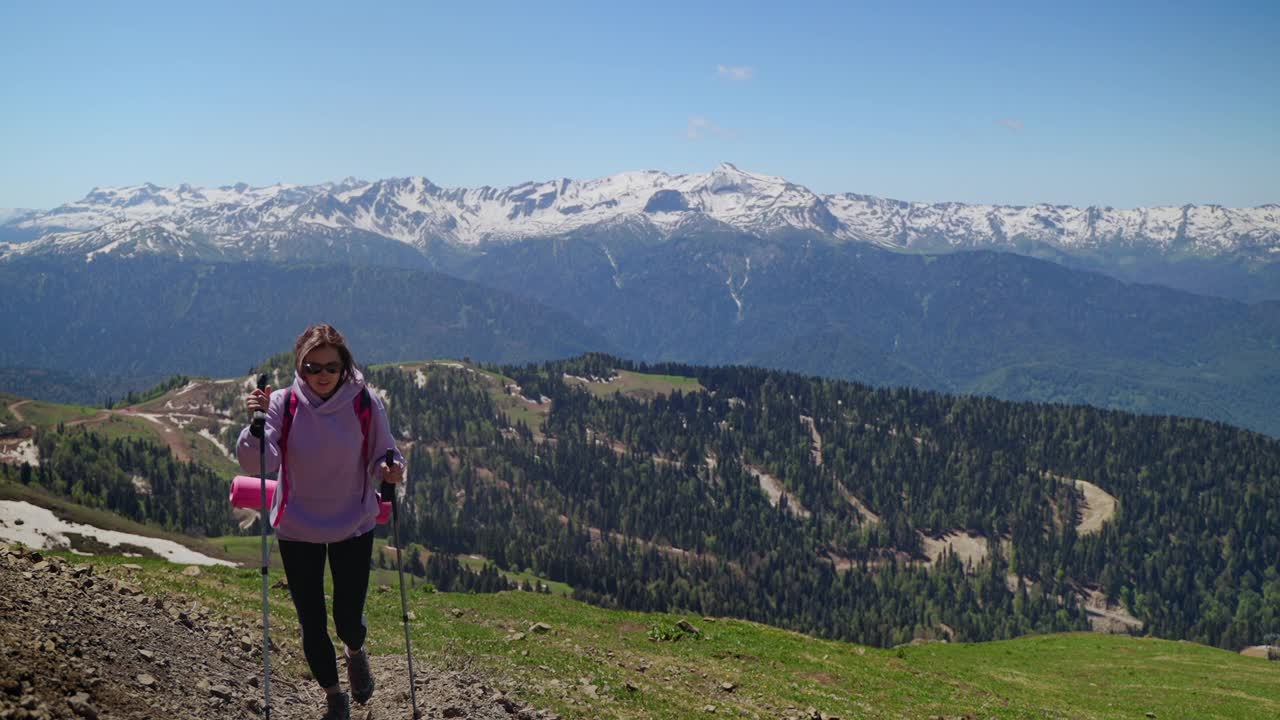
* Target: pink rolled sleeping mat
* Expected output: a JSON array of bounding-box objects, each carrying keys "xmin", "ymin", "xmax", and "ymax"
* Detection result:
[{"xmin": 229, "ymin": 475, "xmax": 391, "ymax": 524}]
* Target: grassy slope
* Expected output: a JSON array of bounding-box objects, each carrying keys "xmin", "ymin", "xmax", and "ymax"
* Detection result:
[
  {"xmin": 215, "ymin": 534, "xmax": 574, "ymax": 596},
  {"xmin": 5, "ymin": 383, "xmax": 240, "ymax": 476},
  {"xmin": 23, "ymin": 544, "xmax": 1277, "ymax": 720},
  {"xmin": 567, "ymin": 369, "xmax": 705, "ymax": 402},
  {"xmin": 8, "ymin": 398, "xmax": 100, "ymax": 427}
]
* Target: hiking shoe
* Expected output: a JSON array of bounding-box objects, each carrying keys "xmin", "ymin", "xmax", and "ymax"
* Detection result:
[
  {"xmin": 320, "ymin": 691, "xmax": 350, "ymax": 720},
  {"xmin": 346, "ymin": 648, "xmax": 375, "ymax": 704}
]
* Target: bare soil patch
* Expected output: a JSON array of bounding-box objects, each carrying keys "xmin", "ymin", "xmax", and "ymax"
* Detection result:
[
  {"xmin": 0, "ymin": 543, "xmax": 558, "ymax": 720},
  {"xmin": 799, "ymin": 415, "xmax": 822, "ymax": 467},
  {"xmin": 835, "ymin": 481, "xmax": 881, "ymax": 524},
  {"xmin": 7, "ymin": 400, "xmax": 32, "ymax": 424},
  {"xmin": 1082, "ymin": 588, "xmax": 1144, "ymax": 634},
  {"xmin": 0, "ymin": 439, "xmax": 39, "ymax": 467},
  {"xmin": 745, "ymin": 464, "xmax": 811, "ymax": 519},
  {"xmin": 920, "ymin": 532, "xmax": 990, "ymax": 567},
  {"xmin": 803, "ymin": 671, "xmax": 839, "ymax": 686},
  {"xmin": 1043, "ymin": 472, "xmax": 1117, "ymax": 535},
  {"xmin": 1073, "ymin": 479, "xmax": 1117, "ymax": 535}
]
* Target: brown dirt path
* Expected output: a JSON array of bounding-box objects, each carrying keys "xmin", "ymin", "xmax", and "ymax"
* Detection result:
[
  {"xmin": 131, "ymin": 413, "xmax": 195, "ymax": 463},
  {"xmin": 63, "ymin": 411, "xmax": 111, "ymax": 428},
  {"xmin": 0, "ymin": 543, "xmax": 559, "ymax": 720},
  {"xmin": 799, "ymin": 415, "xmax": 822, "ymax": 467},
  {"xmin": 7, "ymin": 400, "xmax": 31, "ymax": 423},
  {"xmin": 60, "ymin": 408, "xmax": 197, "ymax": 463},
  {"xmin": 1073, "ymin": 479, "xmax": 1117, "ymax": 535},
  {"xmin": 1043, "ymin": 472, "xmax": 1118, "ymax": 535}
]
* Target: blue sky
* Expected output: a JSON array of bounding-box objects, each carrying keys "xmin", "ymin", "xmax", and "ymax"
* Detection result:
[{"xmin": 1, "ymin": 0, "xmax": 1276, "ymax": 209}]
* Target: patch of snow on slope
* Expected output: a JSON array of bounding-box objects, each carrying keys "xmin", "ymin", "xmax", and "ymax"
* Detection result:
[{"xmin": 0, "ymin": 500, "xmax": 235, "ymax": 566}]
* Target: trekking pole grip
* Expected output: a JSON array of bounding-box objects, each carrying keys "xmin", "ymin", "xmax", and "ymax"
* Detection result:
[
  {"xmin": 250, "ymin": 374, "xmax": 269, "ymax": 438},
  {"xmin": 380, "ymin": 448, "xmax": 396, "ymax": 502}
]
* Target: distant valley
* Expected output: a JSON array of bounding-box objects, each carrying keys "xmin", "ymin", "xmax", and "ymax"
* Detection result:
[{"xmin": 3, "ymin": 249, "xmax": 1280, "ymax": 436}]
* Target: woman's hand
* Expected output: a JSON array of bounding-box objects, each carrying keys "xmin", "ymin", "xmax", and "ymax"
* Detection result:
[
  {"xmin": 245, "ymin": 386, "xmax": 271, "ymax": 419},
  {"xmin": 383, "ymin": 461, "xmax": 404, "ymax": 485}
]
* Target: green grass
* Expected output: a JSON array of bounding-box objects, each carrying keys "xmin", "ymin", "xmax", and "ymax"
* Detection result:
[
  {"xmin": 568, "ymin": 370, "xmax": 705, "ymax": 402},
  {"xmin": 457, "ymin": 552, "xmax": 573, "ymax": 595},
  {"xmin": 16, "ymin": 532, "xmax": 1276, "ymax": 720},
  {"xmin": 10, "ymin": 399, "xmax": 101, "ymax": 428},
  {"xmin": 908, "ymin": 634, "xmax": 1280, "ymax": 719},
  {"xmin": 215, "ymin": 533, "xmax": 570, "ymax": 597},
  {"xmin": 493, "ymin": 392, "xmax": 549, "ymax": 433},
  {"xmin": 78, "ymin": 413, "xmax": 162, "ymax": 441}
]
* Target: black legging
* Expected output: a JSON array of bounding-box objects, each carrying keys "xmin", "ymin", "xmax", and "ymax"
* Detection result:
[{"xmin": 278, "ymin": 529, "xmax": 375, "ymax": 689}]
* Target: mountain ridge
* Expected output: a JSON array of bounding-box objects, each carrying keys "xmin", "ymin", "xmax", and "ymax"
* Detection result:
[{"xmin": 5, "ymin": 164, "xmax": 1278, "ymax": 264}]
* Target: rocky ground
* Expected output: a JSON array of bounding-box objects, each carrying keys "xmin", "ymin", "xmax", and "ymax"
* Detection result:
[{"xmin": 0, "ymin": 543, "xmax": 557, "ymax": 720}]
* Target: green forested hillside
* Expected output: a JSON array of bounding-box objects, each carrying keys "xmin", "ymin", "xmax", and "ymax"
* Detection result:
[
  {"xmin": 5, "ymin": 354, "xmax": 1278, "ymax": 652},
  {"xmin": 453, "ymin": 236, "xmax": 1280, "ymax": 435}
]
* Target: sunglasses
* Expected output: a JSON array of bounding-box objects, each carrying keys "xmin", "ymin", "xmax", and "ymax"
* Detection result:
[{"xmin": 302, "ymin": 361, "xmax": 343, "ymax": 376}]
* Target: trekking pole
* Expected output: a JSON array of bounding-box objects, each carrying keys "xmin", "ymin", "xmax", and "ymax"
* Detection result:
[
  {"xmin": 382, "ymin": 448, "xmax": 420, "ymax": 719},
  {"xmin": 250, "ymin": 374, "xmax": 273, "ymax": 720}
]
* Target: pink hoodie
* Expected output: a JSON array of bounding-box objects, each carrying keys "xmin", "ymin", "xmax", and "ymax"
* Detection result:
[{"xmin": 237, "ymin": 368, "xmax": 403, "ymax": 543}]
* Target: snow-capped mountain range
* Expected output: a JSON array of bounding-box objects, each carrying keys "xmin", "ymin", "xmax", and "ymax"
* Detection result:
[
  {"xmin": 0, "ymin": 209, "xmax": 37, "ymax": 225},
  {"xmin": 3, "ymin": 163, "xmax": 1278, "ymax": 261}
]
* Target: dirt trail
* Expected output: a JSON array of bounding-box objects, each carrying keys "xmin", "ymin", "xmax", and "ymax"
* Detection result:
[
  {"xmin": 834, "ymin": 481, "xmax": 881, "ymax": 524},
  {"xmin": 1044, "ymin": 472, "xmax": 1118, "ymax": 535},
  {"xmin": 63, "ymin": 411, "xmax": 112, "ymax": 428},
  {"xmin": 799, "ymin": 415, "xmax": 822, "ymax": 467},
  {"xmin": 1072, "ymin": 479, "xmax": 1117, "ymax": 535},
  {"xmin": 0, "ymin": 543, "xmax": 558, "ymax": 720},
  {"xmin": 1082, "ymin": 588, "xmax": 1144, "ymax": 633},
  {"xmin": 7, "ymin": 393, "xmax": 212, "ymax": 467},
  {"xmin": 7, "ymin": 400, "xmax": 31, "ymax": 424},
  {"xmin": 745, "ymin": 464, "xmax": 811, "ymax": 519},
  {"xmin": 555, "ymin": 514, "xmax": 708, "ymax": 564},
  {"xmin": 800, "ymin": 416, "xmax": 883, "ymax": 525},
  {"xmin": 131, "ymin": 413, "xmax": 195, "ymax": 463},
  {"xmin": 59, "ymin": 408, "xmax": 198, "ymax": 463},
  {"xmin": 920, "ymin": 532, "xmax": 990, "ymax": 567}
]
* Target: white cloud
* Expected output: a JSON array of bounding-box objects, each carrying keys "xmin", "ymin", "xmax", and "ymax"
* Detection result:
[
  {"xmin": 716, "ymin": 64, "xmax": 754, "ymax": 81},
  {"xmin": 686, "ymin": 116, "xmax": 735, "ymax": 140},
  {"xmin": 998, "ymin": 118, "xmax": 1025, "ymax": 132}
]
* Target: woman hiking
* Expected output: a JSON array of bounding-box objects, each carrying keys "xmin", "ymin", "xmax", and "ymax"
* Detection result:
[{"xmin": 238, "ymin": 324, "xmax": 404, "ymax": 720}]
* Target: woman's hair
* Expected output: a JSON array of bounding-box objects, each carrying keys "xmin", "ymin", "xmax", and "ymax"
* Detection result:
[{"xmin": 293, "ymin": 324, "xmax": 356, "ymax": 382}]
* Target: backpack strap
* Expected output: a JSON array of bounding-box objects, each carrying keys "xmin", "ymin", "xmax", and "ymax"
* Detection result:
[
  {"xmin": 353, "ymin": 387, "xmax": 374, "ymax": 501},
  {"xmin": 273, "ymin": 389, "xmax": 298, "ymax": 527}
]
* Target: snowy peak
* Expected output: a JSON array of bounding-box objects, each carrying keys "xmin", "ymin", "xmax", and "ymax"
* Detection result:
[
  {"xmin": 2, "ymin": 167, "xmax": 1278, "ymax": 263},
  {"xmin": 824, "ymin": 194, "xmax": 1280, "ymax": 256}
]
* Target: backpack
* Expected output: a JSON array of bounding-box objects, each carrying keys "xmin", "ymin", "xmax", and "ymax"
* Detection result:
[{"xmin": 273, "ymin": 385, "xmax": 375, "ymax": 527}]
